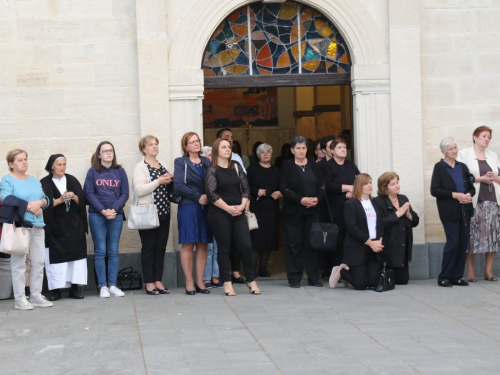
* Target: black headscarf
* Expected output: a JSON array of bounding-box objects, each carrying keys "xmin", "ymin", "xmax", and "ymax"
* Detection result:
[{"xmin": 44, "ymin": 154, "xmax": 65, "ymax": 174}]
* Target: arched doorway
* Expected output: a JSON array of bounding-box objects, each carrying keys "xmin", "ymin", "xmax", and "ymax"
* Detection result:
[{"xmin": 201, "ymin": 1, "xmax": 353, "ymax": 163}]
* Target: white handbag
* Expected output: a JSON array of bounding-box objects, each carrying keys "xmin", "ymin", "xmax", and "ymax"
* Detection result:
[
  {"xmin": 127, "ymin": 190, "xmax": 159, "ymax": 230},
  {"xmin": 0, "ymin": 223, "xmax": 30, "ymax": 255},
  {"xmin": 244, "ymin": 210, "xmax": 259, "ymax": 231}
]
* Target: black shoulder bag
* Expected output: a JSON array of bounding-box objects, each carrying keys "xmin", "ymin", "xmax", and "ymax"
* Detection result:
[
  {"xmin": 374, "ymin": 263, "xmax": 395, "ymax": 292},
  {"xmin": 309, "ymin": 194, "xmax": 339, "ymax": 251}
]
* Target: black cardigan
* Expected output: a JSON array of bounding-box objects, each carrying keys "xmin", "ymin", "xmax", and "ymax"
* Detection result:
[
  {"xmin": 430, "ymin": 161, "xmax": 475, "ymax": 223},
  {"xmin": 373, "ymin": 194, "xmax": 419, "ymax": 267},
  {"xmin": 322, "ymin": 158, "xmax": 360, "ymax": 228},
  {"xmin": 279, "ymin": 158, "xmax": 324, "ymax": 221},
  {"xmin": 343, "ymin": 198, "xmax": 384, "ymax": 266}
]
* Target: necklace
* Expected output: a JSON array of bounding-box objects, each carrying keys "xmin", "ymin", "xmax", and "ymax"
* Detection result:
[{"xmin": 296, "ymin": 163, "xmax": 306, "ymax": 172}]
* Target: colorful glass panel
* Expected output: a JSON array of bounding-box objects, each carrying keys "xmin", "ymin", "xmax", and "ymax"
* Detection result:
[{"xmin": 202, "ymin": 1, "xmax": 350, "ymax": 76}]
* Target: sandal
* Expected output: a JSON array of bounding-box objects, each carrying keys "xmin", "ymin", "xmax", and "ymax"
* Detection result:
[
  {"xmin": 223, "ymin": 282, "xmax": 236, "ymax": 296},
  {"xmin": 247, "ymin": 281, "xmax": 261, "ymax": 295},
  {"xmin": 484, "ymin": 275, "xmax": 498, "ymax": 281},
  {"xmin": 145, "ymin": 286, "xmax": 159, "ymax": 295},
  {"xmin": 466, "ymin": 277, "xmax": 477, "ymax": 282},
  {"xmin": 438, "ymin": 279, "xmax": 452, "ymax": 287}
]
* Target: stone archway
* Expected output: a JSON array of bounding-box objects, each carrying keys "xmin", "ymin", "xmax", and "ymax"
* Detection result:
[{"xmin": 166, "ymin": 0, "xmax": 391, "ymax": 175}]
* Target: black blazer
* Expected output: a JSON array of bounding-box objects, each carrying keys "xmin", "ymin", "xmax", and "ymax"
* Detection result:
[
  {"xmin": 430, "ymin": 160, "xmax": 475, "ymax": 223},
  {"xmin": 173, "ymin": 155, "xmax": 211, "ymax": 206},
  {"xmin": 343, "ymin": 198, "xmax": 383, "ymax": 266},
  {"xmin": 279, "ymin": 158, "xmax": 324, "ymax": 220},
  {"xmin": 373, "ymin": 194, "xmax": 419, "ymax": 267},
  {"xmin": 322, "ymin": 159, "xmax": 360, "ymax": 228}
]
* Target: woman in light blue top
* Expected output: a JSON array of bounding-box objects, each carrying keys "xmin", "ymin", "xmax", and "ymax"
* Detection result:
[{"xmin": 0, "ymin": 149, "xmax": 51, "ymax": 310}]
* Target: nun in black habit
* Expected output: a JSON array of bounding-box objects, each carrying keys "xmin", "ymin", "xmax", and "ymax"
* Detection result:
[{"xmin": 41, "ymin": 154, "xmax": 88, "ymax": 301}]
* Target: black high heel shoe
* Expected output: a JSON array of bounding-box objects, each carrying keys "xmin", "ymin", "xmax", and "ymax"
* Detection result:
[
  {"xmin": 145, "ymin": 286, "xmax": 159, "ymax": 295},
  {"xmin": 247, "ymin": 282, "xmax": 261, "ymax": 295},
  {"xmin": 185, "ymin": 288, "xmax": 195, "ymax": 295},
  {"xmin": 195, "ymin": 284, "xmax": 210, "ymax": 294}
]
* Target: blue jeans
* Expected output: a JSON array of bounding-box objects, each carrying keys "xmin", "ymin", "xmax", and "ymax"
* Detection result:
[
  {"xmin": 89, "ymin": 213, "xmax": 123, "ymax": 288},
  {"xmin": 203, "ymin": 238, "xmax": 219, "ymax": 280}
]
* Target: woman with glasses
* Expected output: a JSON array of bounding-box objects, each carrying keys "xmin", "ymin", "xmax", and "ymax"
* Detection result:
[
  {"xmin": 85, "ymin": 141, "xmax": 129, "ymax": 298},
  {"xmin": 174, "ymin": 132, "xmax": 212, "ymax": 295},
  {"xmin": 132, "ymin": 135, "xmax": 173, "ymax": 295}
]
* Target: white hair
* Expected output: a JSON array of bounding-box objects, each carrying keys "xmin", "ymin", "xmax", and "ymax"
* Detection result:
[
  {"xmin": 256, "ymin": 143, "xmax": 273, "ymax": 158},
  {"xmin": 439, "ymin": 137, "xmax": 457, "ymax": 152}
]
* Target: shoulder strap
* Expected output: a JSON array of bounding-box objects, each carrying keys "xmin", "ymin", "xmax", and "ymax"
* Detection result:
[
  {"xmin": 184, "ymin": 160, "xmax": 187, "ymax": 185},
  {"xmin": 234, "ymin": 162, "xmax": 239, "ymax": 176}
]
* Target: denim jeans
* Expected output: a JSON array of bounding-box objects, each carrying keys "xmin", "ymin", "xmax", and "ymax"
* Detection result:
[
  {"xmin": 203, "ymin": 238, "xmax": 219, "ymax": 280},
  {"xmin": 89, "ymin": 213, "xmax": 123, "ymax": 288}
]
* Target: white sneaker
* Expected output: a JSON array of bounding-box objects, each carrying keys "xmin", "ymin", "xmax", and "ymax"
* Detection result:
[
  {"xmin": 108, "ymin": 286, "xmax": 125, "ymax": 297},
  {"xmin": 30, "ymin": 295, "xmax": 53, "ymax": 308},
  {"xmin": 14, "ymin": 297, "xmax": 34, "ymax": 310},
  {"xmin": 99, "ymin": 286, "xmax": 110, "ymax": 298}
]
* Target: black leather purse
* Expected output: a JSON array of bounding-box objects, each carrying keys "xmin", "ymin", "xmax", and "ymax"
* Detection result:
[
  {"xmin": 309, "ymin": 195, "xmax": 339, "ymax": 251},
  {"xmin": 117, "ymin": 267, "xmax": 143, "ymax": 290},
  {"xmin": 374, "ymin": 263, "xmax": 395, "ymax": 292}
]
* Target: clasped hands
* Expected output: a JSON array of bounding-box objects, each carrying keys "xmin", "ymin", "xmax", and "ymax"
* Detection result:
[
  {"xmin": 366, "ymin": 238, "xmax": 384, "ymax": 253},
  {"xmin": 396, "ymin": 202, "xmax": 413, "ymax": 220},
  {"xmin": 157, "ymin": 173, "xmax": 173, "ymax": 185},
  {"xmin": 452, "ymin": 192, "xmax": 472, "ymax": 205},
  {"xmin": 226, "ymin": 203, "xmax": 246, "ymax": 217},
  {"xmin": 300, "ymin": 197, "xmax": 318, "ymax": 208},
  {"xmin": 27, "ymin": 199, "xmax": 45, "ymax": 216},
  {"xmin": 101, "ymin": 208, "xmax": 117, "ymax": 220},
  {"xmin": 258, "ymin": 189, "xmax": 282, "ymax": 200}
]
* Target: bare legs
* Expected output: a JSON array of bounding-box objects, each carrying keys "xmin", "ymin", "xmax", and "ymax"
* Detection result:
[
  {"xmin": 180, "ymin": 242, "xmax": 208, "ymax": 291},
  {"xmin": 466, "ymin": 253, "xmax": 475, "ymax": 280},
  {"xmin": 466, "ymin": 252, "xmax": 497, "ymax": 280}
]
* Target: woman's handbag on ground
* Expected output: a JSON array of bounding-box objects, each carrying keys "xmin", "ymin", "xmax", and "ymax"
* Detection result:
[
  {"xmin": 374, "ymin": 263, "xmax": 395, "ymax": 292},
  {"xmin": 127, "ymin": 191, "xmax": 159, "ymax": 230},
  {"xmin": 0, "ymin": 223, "xmax": 30, "ymax": 256},
  {"xmin": 309, "ymin": 195, "xmax": 339, "ymax": 251}
]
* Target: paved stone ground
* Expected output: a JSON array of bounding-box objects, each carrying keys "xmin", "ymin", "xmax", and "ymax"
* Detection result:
[{"xmin": 1, "ymin": 279, "xmax": 499, "ymax": 375}]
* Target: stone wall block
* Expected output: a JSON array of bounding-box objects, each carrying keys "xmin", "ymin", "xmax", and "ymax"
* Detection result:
[
  {"xmin": 94, "ymin": 62, "xmax": 138, "ymax": 87},
  {"xmin": 422, "ymin": 55, "xmax": 473, "ymax": 78},
  {"xmin": 454, "ymin": 33, "xmax": 500, "ymax": 54},
  {"xmin": 421, "ymin": 0, "xmax": 490, "ymax": 9},
  {"xmin": 421, "ymin": 10, "xmax": 473, "ymax": 33},
  {"xmin": 474, "ymin": 105, "xmax": 500, "ymax": 126},
  {"xmin": 19, "ymin": 89, "xmax": 64, "ymax": 117},
  {"xmin": 17, "ymin": 19, "xmax": 82, "ymax": 43},
  {"xmin": 52, "ymin": 0, "xmax": 113, "ymax": 19},
  {"xmin": 87, "ymin": 114, "xmax": 140, "ymax": 138},
  {"xmin": 23, "ymin": 117, "xmax": 90, "ymax": 139},
  {"xmin": 423, "ymin": 107, "xmax": 474, "ymax": 127},
  {"xmin": 475, "ymin": 9, "xmax": 500, "ymax": 32},
  {"xmin": 0, "ymin": 118, "xmax": 22, "ymax": 140},
  {"xmin": 33, "ymin": 44, "xmax": 62, "ymax": 64},
  {"xmin": 0, "ymin": 90, "xmax": 20, "ymax": 118},
  {"xmin": 112, "ymin": 0, "xmax": 136, "ymax": 18},
  {"xmin": 0, "ymin": 44, "xmax": 33, "ymax": 65},
  {"xmin": 421, "ymin": 34, "xmax": 454, "ymax": 54},
  {"xmin": 16, "ymin": 65, "xmax": 50, "ymax": 88},
  {"xmin": 473, "ymin": 54, "xmax": 500, "ymax": 76},
  {"xmin": 49, "ymin": 64, "xmax": 95, "ymax": 88},
  {"xmin": 459, "ymin": 77, "xmax": 500, "ymax": 105},
  {"xmin": 422, "ymin": 79, "xmax": 457, "ymax": 107},
  {"xmin": 82, "ymin": 19, "xmax": 136, "ymax": 42},
  {"xmin": 105, "ymin": 42, "xmax": 137, "ymax": 63},
  {"xmin": 61, "ymin": 43, "xmax": 106, "ymax": 63},
  {"xmin": 0, "ymin": 19, "xmax": 15, "ymax": 43},
  {"xmin": 0, "ymin": 0, "xmax": 16, "ymax": 19},
  {"xmin": 389, "ymin": 0, "xmax": 420, "ymax": 28},
  {"xmin": 64, "ymin": 87, "xmax": 140, "ymax": 116},
  {"xmin": 0, "ymin": 66, "xmax": 17, "ymax": 89}
]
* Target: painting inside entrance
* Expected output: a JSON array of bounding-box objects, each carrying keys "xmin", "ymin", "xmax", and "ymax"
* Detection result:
[{"xmin": 203, "ymin": 87, "xmax": 278, "ymax": 128}]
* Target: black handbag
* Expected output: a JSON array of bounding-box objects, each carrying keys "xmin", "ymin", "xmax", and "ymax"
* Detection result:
[
  {"xmin": 117, "ymin": 267, "xmax": 143, "ymax": 291},
  {"xmin": 374, "ymin": 263, "xmax": 395, "ymax": 292},
  {"xmin": 309, "ymin": 195, "xmax": 339, "ymax": 251}
]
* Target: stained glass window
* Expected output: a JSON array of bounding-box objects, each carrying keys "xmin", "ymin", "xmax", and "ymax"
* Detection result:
[{"xmin": 202, "ymin": 1, "xmax": 350, "ymax": 77}]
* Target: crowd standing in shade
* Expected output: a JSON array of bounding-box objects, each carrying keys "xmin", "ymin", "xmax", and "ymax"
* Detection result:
[
  {"xmin": 3, "ymin": 127, "xmax": 497, "ymax": 310},
  {"xmin": 41, "ymin": 154, "xmax": 87, "ymax": 301},
  {"xmin": 132, "ymin": 135, "xmax": 172, "ymax": 295}
]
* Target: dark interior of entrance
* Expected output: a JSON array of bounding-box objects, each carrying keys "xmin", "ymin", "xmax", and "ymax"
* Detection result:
[{"xmin": 203, "ymin": 84, "xmax": 353, "ymax": 279}]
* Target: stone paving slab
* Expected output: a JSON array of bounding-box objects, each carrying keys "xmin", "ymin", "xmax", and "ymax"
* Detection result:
[{"xmin": 0, "ymin": 279, "xmax": 499, "ymax": 375}]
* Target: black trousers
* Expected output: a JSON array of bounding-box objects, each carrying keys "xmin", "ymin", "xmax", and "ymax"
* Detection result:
[
  {"xmin": 393, "ymin": 251, "xmax": 410, "ymax": 285},
  {"xmin": 138, "ymin": 217, "xmax": 170, "ymax": 283},
  {"xmin": 340, "ymin": 249, "xmax": 381, "ymax": 290},
  {"xmin": 439, "ymin": 216, "xmax": 470, "ymax": 283},
  {"xmin": 284, "ymin": 214, "xmax": 320, "ymax": 284},
  {"xmin": 208, "ymin": 208, "xmax": 255, "ymax": 283},
  {"xmin": 230, "ymin": 242, "xmax": 241, "ymax": 273}
]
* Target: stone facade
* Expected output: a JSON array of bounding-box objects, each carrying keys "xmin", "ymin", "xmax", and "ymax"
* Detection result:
[{"xmin": 0, "ymin": 0, "xmax": 499, "ymax": 257}]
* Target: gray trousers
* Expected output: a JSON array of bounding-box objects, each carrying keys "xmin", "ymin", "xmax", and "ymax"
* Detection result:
[
  {"xmin": 10, "ymin": 227, "xmax": 45, "ymax": 301},
  {"xmin": 0, "ymin": 257, "xmax": 13, "ymax": 299}
]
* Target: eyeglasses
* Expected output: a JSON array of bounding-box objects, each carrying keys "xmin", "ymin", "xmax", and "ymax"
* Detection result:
[
  {"xmin": 100, "ymin": 149, "xmax": 114, "ymax": 155},
  {"xmin": 188, "ymin": 139, "xmax": 201, "ymax": 145}
]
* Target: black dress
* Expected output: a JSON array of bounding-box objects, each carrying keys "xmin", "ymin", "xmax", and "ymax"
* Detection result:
[{"xmin": 247, "ymin": 164, "xmax": 280, "ymax": 252}]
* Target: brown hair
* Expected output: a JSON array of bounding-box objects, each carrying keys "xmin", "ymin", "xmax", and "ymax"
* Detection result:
[
  {"xmin": 92, "ymin": 141, "xmax": 121, "ymax": 172},
  {"xmin": 180, "ymin": 132, "xmax": 201, "ymax": 156},
  {"xmin": 211, "ymin": 138, "xmax": 234, "ymax": 169},
  {"xmin": 472, "ymin": 126, "xmax": 492, "ymax": 143},
  {"xmin": 377, "ymin": 172, "xmax": 400, "ymax": 196},
  {"xmin": 330, "ymin": 137, "xmax": 346, "ymax": 150},
  {"xmin": 352, "ymin": 173, "xmax": 372, "ymax": 200},
  {"xmin": 138, "ymin": 135, "xmax": 159, "ymax": 156},
  {"xmin": 6, "ymin": 149, "xmax": 28, "ymax": 172}
]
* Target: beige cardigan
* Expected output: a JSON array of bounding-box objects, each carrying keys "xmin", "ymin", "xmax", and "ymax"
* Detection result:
[
  {"xmin": 457, "ymin": 146, "xmax": 500, "ymax": 207},
  {"xmin": 131, "ymin": 160, "xmax": 166, "ymax": 207}
]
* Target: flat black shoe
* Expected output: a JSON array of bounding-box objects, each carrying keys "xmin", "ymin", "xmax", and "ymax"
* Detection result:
[
  {"xmin": 308, "ymin": 281, "xmax": 324, "ymax": 287},
  {"xmin": 452, "ymin": 279, "xmax": 469, "ymax": 286},
  {"xmin": 289, "ymin": 284, "xmax": 300, "ymax": 288},
  {"xmin": 438, "ymin": 279, "xmax": 453, "ymax": 287},
  {"xmin": 68, "ymin": 285, "xmax": 84, "ymax": 299},
  {"xmin": 48, "ymin": 289, "xmax": 61, "ymax": 301},
  {"xmin": 156, "ymin": 287, "xmax": 170, "ymax": 294},
  {"xmin": 195, "ymin": 284, "xmax": 210, "ymax": 294},
  {"xmin": 231, "ymin": 276, "xmax": 246, "ymax": 284},
  {"xmin": 185, "ymin": 288, "xmax": 195, "ymax": 295},
  {"xmin": 145, "ymin": 286, "xmax": 159, "ymax": 295}
]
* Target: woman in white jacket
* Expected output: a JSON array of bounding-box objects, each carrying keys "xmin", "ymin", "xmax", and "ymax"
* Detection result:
[
  {"xmin": 457, "ymin": 126, "xmax": 500, "ymax": 282},
  {"xmin": 132, "ymin": 135, "xmax": 173, "ymax": 295}
]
